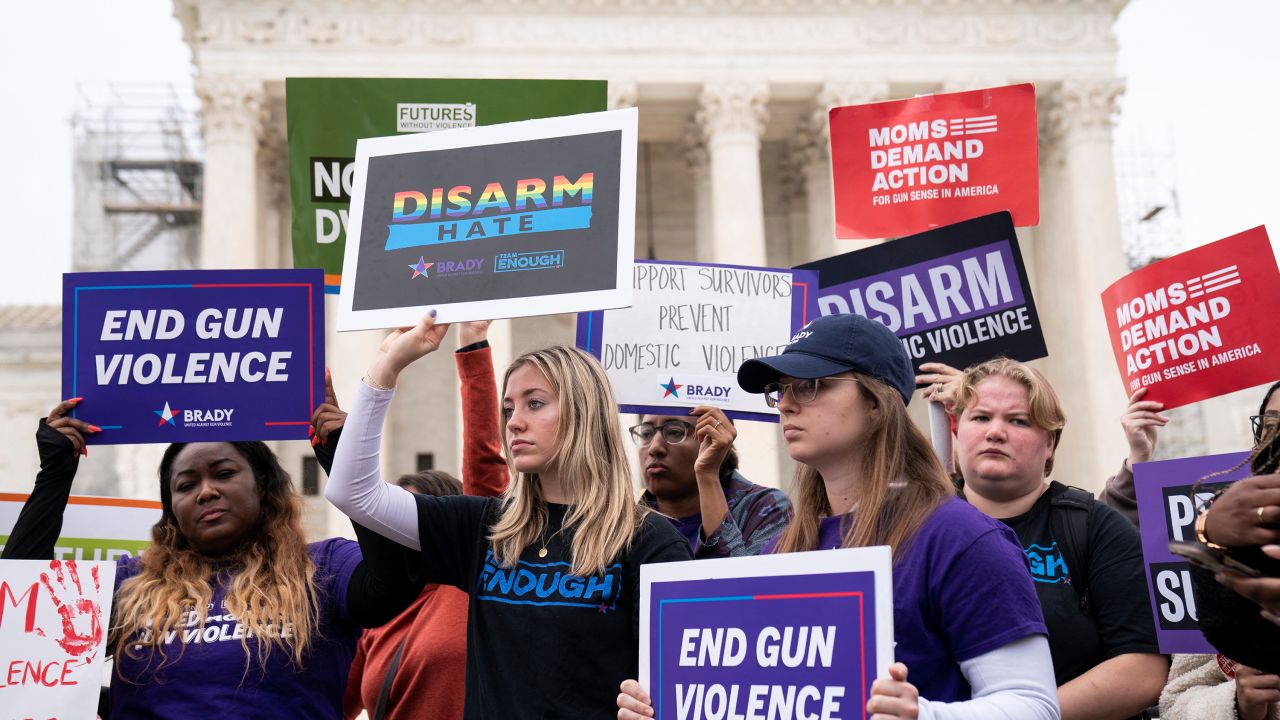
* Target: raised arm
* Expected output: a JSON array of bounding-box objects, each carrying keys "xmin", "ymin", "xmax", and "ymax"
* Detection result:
[
  {"xmin": 456, "ymin": 320, "xmax": 509, "ymax": 498},
  {"xmin": 324, "ymin": 313, "xmax": 452, "ymax": 550},
  {"xmin": 2, "ymin": 400, "xmax": 98, "ymax": 560},
  {"xmin": 1099, "ymin": 387, "xmax": 1168, "ymax": 526}
]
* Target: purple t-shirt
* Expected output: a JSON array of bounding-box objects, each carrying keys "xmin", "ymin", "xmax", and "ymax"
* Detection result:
[
  {"xmin": 771, "ymin": 497, "xmax": 1046, "ymax": 703},
  {"xmin": 110, "ymin": 538, "xmax": 363, "ymax": 719},
  {"xmin": 672, "ymin": 514, "xmax": 703, "ymax": 549}
]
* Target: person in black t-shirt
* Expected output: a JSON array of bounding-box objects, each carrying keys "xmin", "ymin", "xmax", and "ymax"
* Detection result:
[{"xmin": 927, "ymin": 358, "xmax": 1167, "ymax": 720}]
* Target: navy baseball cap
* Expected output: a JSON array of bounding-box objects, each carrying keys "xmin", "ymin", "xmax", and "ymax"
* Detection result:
[{"xmin": 737, "ymin": 313, "xmax": 915, "ymax": 405}]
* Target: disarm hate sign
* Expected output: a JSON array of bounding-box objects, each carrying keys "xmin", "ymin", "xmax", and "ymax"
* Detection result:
[
  {"xmin": 1101, "ymin": 226, "xmax": 1280, "ymax": 409},
  {"xmin": 640, "ymin": 548, "xmax": 892, "ymax": 720},
  {"xmin": 63, "ymin": 270, "xmax": 325, "ymax": 445},
  {"xmin": 829, "ymin": 84, "xmax": 1038, "ymax": 239},
  {"xmin": 339, "ymin": 108, "xmax": 637, "ymax": 330},
  {"xmin": 576, "ymin": 261, "xmax": 817, "ymax": 422},
  {"xmin": 797, "ymin": 212, "xmax": 1046, "ymax": 372},
  {"xmin": 1133, "ymin": 452, "xmax": 1251, "ymax": 653}
]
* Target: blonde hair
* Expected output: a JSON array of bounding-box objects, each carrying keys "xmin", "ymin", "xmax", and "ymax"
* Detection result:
[
  {"xmin": 951, "ymin": 358, "xmax": 1066, "ymax": 475},
  {"xmin": 113, "ymin": 442, "xmax": 319, "ymax": 676},
  {"xmin": 774, "ymin": 374, "xmax": 952, "ymax": 560},
  {"xmin": 490, "ymin": 345, "xmax": 649, "ymax": 577}
]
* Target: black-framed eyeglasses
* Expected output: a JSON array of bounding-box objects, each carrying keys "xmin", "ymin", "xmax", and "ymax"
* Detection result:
[
  {"xmin": 1251, "ymin": 411, "xmax": 1280, "ymax": 444},
  {"xmin": 762, "ymin": 376, "xmax": 857, "ymax": 408},
  {"xmin": 629, "ymin": 421, "xmax": 695, "ymax": 446}
]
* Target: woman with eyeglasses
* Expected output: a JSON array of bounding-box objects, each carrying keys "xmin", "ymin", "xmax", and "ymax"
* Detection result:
[
  {"xmin": 618, "ymin": 313, "xmax": 1059, "ymax": 720},
  {"xmin": 630, "ymin": 408, "xmax": 790, "ymax": 558}
]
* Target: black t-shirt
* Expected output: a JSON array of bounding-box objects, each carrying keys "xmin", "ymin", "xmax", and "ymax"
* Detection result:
[
  {"xmin": 413, "ymin": 494, "xmax": 691, "ymax": 720},
  {"xmin": 1000, "ymin": 482, "xmax": 1160, "ymax": 689}
]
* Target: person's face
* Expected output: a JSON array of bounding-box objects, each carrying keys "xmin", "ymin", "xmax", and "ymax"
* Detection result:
[
  {"xmin": 774, "ymin": 372, "xmax": 875, "ymax": 468},
  {"xmin": 956, "ymin": 376, "xmax": 1055, "ymax": 502},
  {"xmin": 169, "ymin": 443, "xmax": 263, "ymax": 556},
  {"xmin": 503, "ymin": 364, "xmax": 562, "ymax": 476},
  {"xmin": 1265, "ymin": 392, "xmax": 1280, "ymax": 417},
  {"xmin": 636, "ymin": 415, "xmax": 699, "ymax": 501}
]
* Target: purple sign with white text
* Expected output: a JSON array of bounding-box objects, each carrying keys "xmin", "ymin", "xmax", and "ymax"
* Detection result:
[
  {"xmin": 1134, "ymin": 451, "xmax": 1251, "ymax": 654},
  {"xmin": 62, "ymin": 269, "xmax": 325, "ymax": 445}
]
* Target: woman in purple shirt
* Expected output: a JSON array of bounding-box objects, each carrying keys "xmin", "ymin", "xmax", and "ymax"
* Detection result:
[{"xmin": 618, "ymin": 313, "xmax": 1059, "ymax": 720}]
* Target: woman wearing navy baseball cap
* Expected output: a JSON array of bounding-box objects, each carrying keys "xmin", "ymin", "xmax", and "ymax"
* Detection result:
[{"xmin": 619, "ymin": 313, "xmax": 1059, "ymax": 720}]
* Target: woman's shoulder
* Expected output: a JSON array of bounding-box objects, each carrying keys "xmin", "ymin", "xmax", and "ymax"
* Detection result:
[
  {"xmin": 632, "ymin": 510, "xmax": 694, "ymax": 560},
  {"xmin": 920, "ymin": 495, "xmax": 1014, "ymax": 540}
]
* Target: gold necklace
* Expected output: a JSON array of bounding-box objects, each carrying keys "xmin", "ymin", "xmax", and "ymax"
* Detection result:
[{"xmin": 538, "ymin": 523, "xmax": 565, "ymax": 558}]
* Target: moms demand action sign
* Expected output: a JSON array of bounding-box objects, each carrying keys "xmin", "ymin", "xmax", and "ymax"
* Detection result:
[
  {"xmin": 0, "ymin": 559, "xmax": 116, "ymax": 720},
  {"xmin": 830, "ymin": 83, "xmax": 1038, "ymax": 239},
  {"xmin": 576, "ymin": 261, "xmax": 817, "ymax": 422},
  {"xmin": 1133, "ymin": 452, "xmax": 1251, "ymax": 654},
  {"xmin": 640, "ymin": 548, "xmax": 892, "ymax": 720},
  {"xmin": 798, "ymin": 212, "xmax": 1046, "ymax": 371},
  {"xmin": 339, "ymin": 108, "xmax": 637, "ymax": 330},
  {"xmin": 285, "ymin": 77, "xmax": 606, "ymax": 293},
  {"xmin": 63, "ymin": 270, "xmax": 325, "ymax": 445},
  {"xmin": 1101, "ymin": 226, "xmax": 1280, "ymax": 409}
]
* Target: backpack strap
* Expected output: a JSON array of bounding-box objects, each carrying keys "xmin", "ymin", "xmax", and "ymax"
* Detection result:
[
  {"xmin": 371, "ymin": 636, "xmax": 409, "ymax": 720},
  {"xmin": 1049, "ymin": 484, "xmax": 1095, "ymax": 615}
]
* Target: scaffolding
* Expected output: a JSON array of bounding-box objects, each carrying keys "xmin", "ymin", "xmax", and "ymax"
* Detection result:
[{"xmin": 72, "ymin": 83, "xmax": 203, "ymax": 272}]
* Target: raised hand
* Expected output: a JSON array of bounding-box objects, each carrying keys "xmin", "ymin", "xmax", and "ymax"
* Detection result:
[
  {"xmin": 38, "ymin": 559, "xmax": 105, "ymax": 661},
  {"xmin": 691, "ymin": 406, "xmax": 736, "ymax": 477},
  {"xmin": 458, "ymin": 319, "xmax": 492, "ymax": 347},
  {"xmin": 915, "ymin": 362, "xmax": 963, "ymax": 410},
  {"xmin": 310, "ymin": 368, "xmax": 346, "ymax": 447},
  {"xmin": 368, "ymin": 312, "xmax": 451, "ymax": 387},
  {"xmin": 45, "ymin": 398, "xmax": 100, "ymax": 459},
  {"xmin": 1122, "ymin": 387, "xmax": 1168, "ymax": 467}
]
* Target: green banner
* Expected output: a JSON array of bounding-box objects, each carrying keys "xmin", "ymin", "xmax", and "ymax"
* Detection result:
[{"xmin": 286, "ymin": 78, "xmax": 608, "ymax": 293}]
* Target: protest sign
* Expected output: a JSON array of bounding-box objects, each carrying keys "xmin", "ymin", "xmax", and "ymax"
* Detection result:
[
  {"xmin": 0, "ymin": 559, "xmax": 116, "ymax": 719},
  {"xmin": 576, "ymin": 261, "xmax": 817, "ymax": 421},
  {"xmin": 1, "ymin": 493, "xmax": 159, "ymax": 561},
  {"xmin": 1101, "ymin": 226, "xmax": 1280, "ymax": 409},
  {"xmin": 829, "ymin": 83, "xmax": 1038, "ymax": 240},
  {"xmin": 286, "ymin": 77, "xmax": 607, "ymax": 293},
  {"xmin": 1133, "ymin": 451, "xmax": 1251, "ymax": 654},
  {"xmin": 797, "ymin": 212, "xmax": 1046, "ymax": 372},
  {"xmin": 63, "ymin": 269, "xmax": 325, "ymax": 445},
  {"xmin": 641, "ymin": 547, "xmax": 892, "ymax": 720},
  {"xmin": 339, "ymin": 108, "xmax": 637, "ymax": 330}
]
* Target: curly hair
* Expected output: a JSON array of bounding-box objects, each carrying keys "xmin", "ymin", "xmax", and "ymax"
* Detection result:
[{"xmin": 112, "ymin": 442, "xmax": 318, "ymax": 677}]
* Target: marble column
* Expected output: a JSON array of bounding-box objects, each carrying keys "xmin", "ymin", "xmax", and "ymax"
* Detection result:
[
  {"xmin": 1034, "ymin": 78, "xmax": 1129, "ymax": 492},
  {"xmin": 682, "ymin": 122, "xmax": 714, "ymax": 262},
  {"xmin": 697, "ymin": 82, "xmax": 769, "ymax": 266},
  {"xmin": 801, "ymin": 81, "xmax": 891, "ymax": 262},
  {"xmin": 197, "ymin": 75, "xmax": 265, "ymax": 270}
]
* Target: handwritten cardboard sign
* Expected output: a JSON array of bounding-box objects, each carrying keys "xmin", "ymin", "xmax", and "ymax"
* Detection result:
[
  {"xmin": 797, "ymin": 212, "xmax": 1046, "ymax": 372},
  {"xmin": 830, "ymin": 83, "xmax": 1038, "ymax": 239},
  {"xmin": 339, "ymin": 108, "xmax": 637, "ymax": 330},
  {"xmin": 62, "ymin": 269, "xmax": 325, "ymax": 445},
  {"xmin": 576, "ymin": 261, "xmax": 817, "ymax": 422},
  {"xmin": 640, "ymin": 548, "xmax": 892, "ymax": 720},
  {"xmin": 0, "ymin": 559, "xmax": 116, "ymax": 719},
  {"xmin": 1133, "ymin": 452, "xmax": 1251, "ymax": 654},
  {"xmin": 1101, "ymin": 226, "xmax": 1280, "ymax": 409}
]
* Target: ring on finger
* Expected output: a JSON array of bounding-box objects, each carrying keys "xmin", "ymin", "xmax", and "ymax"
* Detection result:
[{"xmin": 1260, "ymin": 506, "xmax": 1268, "ymax": 522}]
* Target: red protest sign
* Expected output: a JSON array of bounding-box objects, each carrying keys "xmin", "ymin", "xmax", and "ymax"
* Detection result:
[
  {"xmin": 1100, "ymin": 226, "xmax": 1280, "ymax": 409},
  {"xmin": 830, "ymin": 83, "xmax": 1038, "ymax": 240}
]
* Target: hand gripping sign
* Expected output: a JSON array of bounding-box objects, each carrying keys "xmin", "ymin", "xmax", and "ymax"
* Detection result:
[
  {"xmin": 1100, "ymin": 226, "xmax": 1280, "ymax": 409},
  {"xmin": 0, "ymin": 559, "xmax": 116, "ymax": 720},
  {"xmin": 829, "ymin": 83, "xmax": 1038, "ymax": 240}
]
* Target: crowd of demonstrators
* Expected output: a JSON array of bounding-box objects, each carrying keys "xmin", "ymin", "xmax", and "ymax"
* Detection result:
[
  {"xmin": 632, "ymin": 408, "xmax": 791, "ymax": 557},
  {"xmin": 1, "ymin": 403, "xmax": 425, "ymax": 719},
  {"xmin": 619, "ymin": 313, "xmax": 1060, "ymax": 720},
  {"xmin": 308, "ymin": 321, "xmax": 509, "ymax": 720},
  {"xmin": 323, "ymin": 313, "xmax": 691, "ymax": 719},
  {"xmin": 919, "ymin": 359, "xmax": 1166, "ymax": 720}
]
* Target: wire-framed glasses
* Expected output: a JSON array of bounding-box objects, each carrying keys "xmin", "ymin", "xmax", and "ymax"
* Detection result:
[
  {"xmin": 762, "ymin": 376, "xmax": 857, "ymax": 408},
  {"xmin": 629, "ymin": 421, "xmax": 694, "ymax": 446}
]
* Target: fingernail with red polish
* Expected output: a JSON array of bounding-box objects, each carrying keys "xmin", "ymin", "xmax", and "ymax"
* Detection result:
[
  {"xmin": 307, "ymin": 426, "xmax": 315, "ymax": 437},
  {"xmin": 69, "ymin": 397, "xmax": 83, "ymax": 403},
  {"xmin": 310, "ymin": 436, "xmax": 319, "ymax": 447},
  {"xmin": 88, "ymin": 425, "xmax": 102, "ymax": 433}
]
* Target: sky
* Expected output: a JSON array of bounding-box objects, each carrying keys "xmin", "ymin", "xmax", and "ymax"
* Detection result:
[{"xmin": 1, "ymin": 0, "xmax": 1277, "ymax": 305}]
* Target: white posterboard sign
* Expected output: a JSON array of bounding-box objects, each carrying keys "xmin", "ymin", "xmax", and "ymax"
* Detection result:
[
  {"xmin": 0, "ymin": 493, "xmax": 160, "ymax": 561},
  {"xmin": 339, "ymin": 108, "xmax": 638, "ymax": 330},
  {"xmin": 577, "ymin": 261, "xmax": 820, "ymax": 422},
  {"xmin": 640, "ymin": 547, "xmax": 893, "ymax": 719},
  {"xmin": 0, "ymin": 559, "xmax": 116, "ymax": 719}
]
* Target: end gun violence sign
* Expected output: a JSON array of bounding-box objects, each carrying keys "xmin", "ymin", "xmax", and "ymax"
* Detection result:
[
  {"xmin": 1101, "ymin": 226, "xmax": 1280, "ymax": 409},
  {"xmin": 286, "ymin": 77, "xmax": 607, "ymax": 294},
  {"xmin": 576, "ymin": 261, "xmax": 818, "ymax": 422},
  {"xmin": 63, "ymin": 269, "xmax": 325, "ymax": 445},
  {"xmin": 1133, "ymin": 452, "xmax": 1251, "ymax": 654},
  {"xmin": 829, "ymin": 83, "xmax": 1038, "ymax": 240},
  {"xmin": 641, "ymin": 547, "xmax": 892, "ymax": 720},
  {"xmin": 339, "ymin": 108, "xmax": 637, "ymax": 330},
  {"xmin": 0, "ymin": 559, "xmax": 116, "ymax": 720},
  {"xmin": 797, "ymin": 212, "xmax": 1047, "ymax": 372}
]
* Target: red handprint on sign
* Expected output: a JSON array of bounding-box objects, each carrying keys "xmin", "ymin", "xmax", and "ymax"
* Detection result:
[{"xmin": 38, "ymin": 560, "xmax": 104, "ymax": 660}]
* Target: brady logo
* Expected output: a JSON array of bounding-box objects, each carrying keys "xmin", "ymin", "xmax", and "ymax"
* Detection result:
[
  {"xmin": 433, "ymin": 258, "xmax": 485, "ymax": 277},
  {"xmin": 154, "ymin": 401, "xmax": 181, "ymax": 427},
  {"xmin": 685, "ymin": 384, "xmax": 732, "ymax": 400},
  {"xmin": 396, "ymin": 102, "xmax": 476, "ymax": 133},
  {"xmin": 182, "ymin": 408, "xmax": 236, "ymax": 428},
  {"xmin": 789, "ymin": 330, "xmax": 813, "ymax": 344},
  {"xmin": 494, "ymin": 249, "xmax": 565, "ymax": 273}
]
